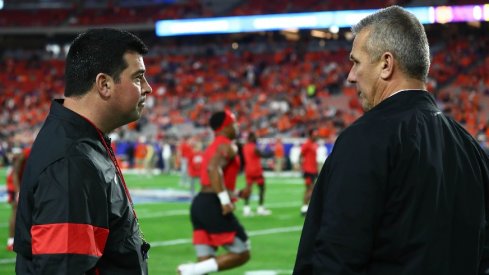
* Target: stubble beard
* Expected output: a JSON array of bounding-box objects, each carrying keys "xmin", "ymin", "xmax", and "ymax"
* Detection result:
[{"xmin": 358, "ymin": 91, "xmax": 373, "ymax": 112}]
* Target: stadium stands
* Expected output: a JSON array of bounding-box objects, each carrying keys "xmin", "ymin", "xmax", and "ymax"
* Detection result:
[{"xmin": 0, "ymin": 0, "xmax": 488, "ymax": 165}]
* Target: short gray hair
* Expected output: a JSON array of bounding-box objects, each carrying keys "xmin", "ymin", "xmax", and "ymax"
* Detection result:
[{"xmin": 351, "ymin": 6, "xmax": 430, "ymax": 82}]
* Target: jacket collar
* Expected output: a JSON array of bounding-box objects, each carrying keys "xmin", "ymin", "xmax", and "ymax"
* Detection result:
[{"xmin": 49, "ymin": 99, "xmax": 101, "ymax": 138}]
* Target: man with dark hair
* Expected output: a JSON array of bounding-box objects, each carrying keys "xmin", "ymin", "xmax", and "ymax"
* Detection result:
[
  {"xmin": 299, "ymin": 129, "xmax": 318, "ymax": 216},
  {"xmin": 294, "ymin": 6, "xmax": 489, "ymax": 275},
  {"xmin": 178, "ymin": 110, "xmax": 250, "ymax": 275},
  {"xmin": 15, "ymin": 28, "xmax": 152, "ymax": 274}
]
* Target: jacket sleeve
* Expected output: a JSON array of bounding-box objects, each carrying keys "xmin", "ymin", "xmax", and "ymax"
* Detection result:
[
  {"xmin": 31, "ymin": 155, "xmax": 110, "ymax": 274},
  {"xmin": 479, "ymin": 151, "xmax": 489, "ymax": 275},
  {"xmin": 294, "ymin": 129, "xmax": 389, "ymax": 274}
]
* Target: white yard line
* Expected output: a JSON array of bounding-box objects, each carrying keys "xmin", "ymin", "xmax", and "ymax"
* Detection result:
[
  {"xmin": 0, "ymin": 202, "xmax": 303, "ymax": 228},
  {"xmin": 138, "ymin": 209, "xmax": 189, "ymax": 218},
  {"xmin": 248, "ymin": 226, "xmax": 302, "ymax": 237},
  {"xmin": 150, "ymin": 225, "xmax": 302, "ymax": 248},
  {"xmin": 0, "ymin": 258, "xmax": 15, "ymax": 264},
  {"xmin": 138, "ymin": 201, "xmax": 301, "ymax": 219}
]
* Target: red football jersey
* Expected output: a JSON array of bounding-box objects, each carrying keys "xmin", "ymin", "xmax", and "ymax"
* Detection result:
[
  {"xmin": 243, "ymin": 142, "xmax": 263, "ymax": 177},
  {"xmin": 200, "ymin": 136, "xmax": 241, "ymax": 191},
  {"xmin": 188, "ymin": 151, "xmax": 203, "ymax": 178},
  {"xmin": 6, "ymin": 167, "xmax": 14, "ymax": 192},
  {"xmin": 301, "ymin": 139, "xmax": 318, "ymax": 173},
  {"xmin": 6, "ymin": 147, "xmax": 31, "ymax": 192},
  {"xmin": 179, "ymin": 141, "xmax": 193, "ymax": 159}
]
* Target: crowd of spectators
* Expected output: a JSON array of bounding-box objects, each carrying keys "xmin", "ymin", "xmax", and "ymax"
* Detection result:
[
  {"xmin": 0, "ymin": 0, "xmax": 209, "ymax": 28},
  {"xmin": 2, "ymin": 0, "xmax": 400, "ymax": 29},
  {"xmin": 1, "ymin": 25, "xmax": 488, "ymax": 150},
  {"xmin": 0, "ymin": 1, "xmax": 488, "ymax": 163}
]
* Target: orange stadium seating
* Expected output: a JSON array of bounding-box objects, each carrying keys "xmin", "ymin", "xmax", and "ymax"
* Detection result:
[{"xmin": 0, "ymin": 0, "xmax": 488, "ymax": 152}]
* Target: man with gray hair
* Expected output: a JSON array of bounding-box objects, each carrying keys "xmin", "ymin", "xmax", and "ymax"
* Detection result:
[{"xmin": 293, "ymin": 6, "xmax": 489, "ymax": 275}]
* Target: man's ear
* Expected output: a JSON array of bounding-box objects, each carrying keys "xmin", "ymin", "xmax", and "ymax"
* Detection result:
[
  {"xmin": 380, "ymin": 52, "xmax": 394, "ymax": 80},
  {"xmin": 95, "ymin": 73, "xmax": 112, "ymax": 99}
]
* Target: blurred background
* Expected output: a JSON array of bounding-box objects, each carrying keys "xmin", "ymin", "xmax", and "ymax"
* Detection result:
[
  {"xmin": 0, "ymin": 0, "xmax": 488, "ymax": 171},
  {"xmin": 0, "ymin": 0, "xmax": 488, "ymax": 273}
]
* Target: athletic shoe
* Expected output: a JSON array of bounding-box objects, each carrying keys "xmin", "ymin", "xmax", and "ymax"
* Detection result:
[
  {"xmin": 243, "ymin": 205, "xmax": 253, "ymax": 217},
  {"xmin": 257, "ymin": 207, "xmax": 272, "ymax": 216}
]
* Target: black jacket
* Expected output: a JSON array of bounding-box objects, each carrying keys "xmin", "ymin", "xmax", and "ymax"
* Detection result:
[
  {"xmin": 294, "ymin": 91, "xmax": 489, "ymax": 275},
  {"xmin": 15, "ymin": 100, "xmax": 148, "ymax": 274}
]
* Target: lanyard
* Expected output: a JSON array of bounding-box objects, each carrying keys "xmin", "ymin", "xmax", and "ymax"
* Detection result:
[
  {"xmin": 97, "ymin": 131, "xmax": 138, "ymax": 219},
  {"xmin": 80, "ymin": 116, "xmax": 145, "ymax": 241},
  {"xmin": 95, "ymin": 130, "xmax": 150, "ymax": 258}
]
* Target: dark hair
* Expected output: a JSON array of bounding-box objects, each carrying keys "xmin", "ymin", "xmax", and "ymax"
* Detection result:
[
  {"xmin": 64, "ymin": 28, "xmax": 149, "ymax": 97},
  {"xmin": 308, "ymin": 129, "xmax": 316, "ymax": 137},
  {"xmin": 248, "ymin": 132, "xmax": 257, "ymax": 142},
  {"xmin": 209, "ymin": 111, "xmax": 226, "ymax": 131}
]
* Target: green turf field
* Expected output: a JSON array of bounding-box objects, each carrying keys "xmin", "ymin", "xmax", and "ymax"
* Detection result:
[{"xmin": 0, "ymin": 167, "xmax": 306, "ymax": 274}]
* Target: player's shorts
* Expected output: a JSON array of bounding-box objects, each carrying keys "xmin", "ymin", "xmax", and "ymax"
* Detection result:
[
  {"xmin": 303, "ymin": 172, "xmax": 318, "ymax": 185},
  {"xmin": 195, "ymin": 235, "xmax": 250, "ymax": 257},
  {"xmin": 191, "ymin": 192, "xmax": 249, "ymax": 255},
  {"xmin": 245, "ymin": 174, "xmax": 265, "ymax": 186},
  {"xmin": 7, "ymin": 191, "xmax": 16, "ymax": 204}
]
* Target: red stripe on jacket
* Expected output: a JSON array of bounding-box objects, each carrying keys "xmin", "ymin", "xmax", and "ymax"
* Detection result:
[{"xmin": 31, "ymin": 223, "xmax": 109, "ymax": 256}]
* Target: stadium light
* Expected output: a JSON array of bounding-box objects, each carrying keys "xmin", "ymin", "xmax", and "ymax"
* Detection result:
[
  {"xmin": 155, "ymin": 4, "xmax": 489, "ymax": 37},
  {"xmin": 329, "ymin": 26, "xmax": 340, "ymax": 34}
]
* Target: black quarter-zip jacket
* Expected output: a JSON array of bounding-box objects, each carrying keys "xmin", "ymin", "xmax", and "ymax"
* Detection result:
[
  {"xmin": 15, "ymin": 99, "xmax": 148, "ymax": 275},
  {"xmin": 294, "ymin": 90, "xmax": 489, "ymax": 275}
]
